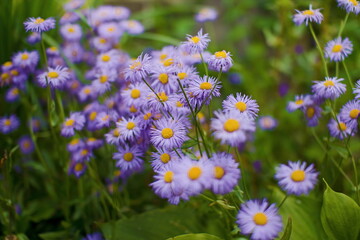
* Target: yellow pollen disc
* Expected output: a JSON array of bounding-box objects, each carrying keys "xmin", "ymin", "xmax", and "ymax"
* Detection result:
[
  {"xmin": 188, "ymin": 166, "xmax": 202, "ymax": 180},
  {"xmin": 291, "ymin": 170, "xmax": 306, "ymax": 182},
  {"xmin": 295, "ymin": 99, "xmax": 303, "ymax": 105},
  {"xmin": 74, "ymin": 163, "xmax": 84, "ymax": 172},
  {"xmin": 191, "ymin": 36, "xmax": 200, "ymax": 43},
  {"xmin": 107, "ymin": 27, "xmax": 115, "ymax": 32},
  {"xmin": 235, "ymin": 101, "xmax": 247, "ymax": 112},
  {"xmin": 87, "ymin": 138, "xmax": 96, "ymax": 142},
  {"xmin": 130, "ymin": 61, "xmax": 141, "ymax": 70},
  {"xmin": 113, "ymin": 128, "xmax": 120, "ymax": 137},
  {"xmin": 163, "ymin": 58, "xmax": 174, "ymax": 67},
  {"xmin": 158, "ymin": 92, "xmax": 168, "ymax": 102},
  {"xmin": 101, "ymin": 115, "xmax": 109, "ymax": 121},
  {"xmin": 1, "ymin": 73, "xmax": 9, "ymax": 80},
  {"xmin": 12, "ymin": 88, "xmax": 19, "ymax": 95},
  {"xmin": 160, "ymin": 54, "xmax": 167, "ymax": 60},
  {"xmin": 306, "ymin": 107, "xmax": 315, "ymax": 118},
  {"xmin": 99, "ymin": 75, "xmax": 108, "ymax": 83},
  {"xmin": 223, "ymin": 119, "xmax": 240, "ymax": 132},
  {"xmin": 48, "ymin": 71, "xmax": 59, "ymax": 78},
  {"xmin": 21, "ymin": 53, "xmax": 29, "ymax": 60},
  {"xmin": 50, "ymin": 47, "xmax": 57, "ymax": 51},
  {"xmin": 253, "ymin": 213, "xmax": 268, "ymax": 225},
  {"xmin": 197, "ymin": 112, "xmax": 205, "ymax": 120},
  {"xmin": 11, "ymin": 70, "xmax": 19, "ymax": 76},
  {"xmin": 80, "ymin": 149, "xmax": 88, "ymax": 156},
  {"xmin": 99, "ymin": 38, "xmax": 107, "ymax": 44},
  {"xmin": 332, "ymin": 44, "xmax": 343, "ymax": 53},
  {"xmin": 114, "ymin": 170, "xmax": 121, "ymax": 177},
  {"xmin": 200, "ymin": 82, "xmax": 212, "ymax": 90},
  {"xmin": 323, "ymin": 80, "xmax": 334, "ymax": 87},
  {"xmin": 164, "ymin": 171, "xmax": 174, "ymax": 183},
  {"xmin": 84, "ymin": 88, "xmax": 91, "ymax": 94},
  {"xmin": 123, "ymin": 152, "xmax": 134, "ymax": 162},
  {"xmin": 350, "ymin": 0, "xmax": 359, "ymax": 6},
  {"xmin": 176, "ymin": 101, "xmax": 184, "ymax": 107},
  {"xmin": 349, "ymin": 109, "xmax": 360, "ymax": 119},
  {"xmin": 214, "ymin": 166, "xmax": 225, "ymax": 179},
  {"xmin": 131, "ymin": 89, "xmax": 141, "ymax": 98},
  {"xmin": 338, "ymin": 122, "xmax": 347, "ymax": 131},
  {"xmin": 35, "ymin": 18, "xmax": 45, "ymax": 24},
  {"xmin": 101, "ymin": 55, "xmax": 110, "ymax": 62},
  {"xmin": 126, "ymin": 121, "xmax": 135, "ymax": 130},
  {"xmin": 178, "ymin": 72, "xmax": 187, "ymax": 80},
  {"xmin": 215, "ymin": 51, "xmax": 227, "ymax": 58},
  {"xmin": 302, "ymin": 10, "xmax": 314, "ymax": 15},
  {"xmin": 4, "ymin": 61, "xmax": 12, "ymax": 67},
  {"xmin": 160, "ymin": 153, "xmax": 171, "ymax": 163},
  {"xmin": 161, "ymin": 128, "xmax": 174, "ymax": 139},
  {"xmin": 158, "ymin": 73, "xmax": 169, "ymax": 84},
  {"xmin": 65, "ymin": 119, "xmax": 75, "ymax": 126},
  {"xmin": 154, "ymin": 113, "xmax": 162, "ymax": 120},
  {"xmin": 143, "ymin": 112, "xmax": 152, "ymax": 120},
  {"xmin": 68, "ymin": 27, "xmax": 75, "ymax": 33},
  {"xmin": 129, "ymin": 105, "xmax": 137, "ymax": 113},
  {"xmin": 70, "ymin": 138, "xmax": 80, "ymax": 145},
  {"xmin": 89, "ymin": 112, "xmax": 97, "ymax": 121},
  {"xmin": 23, "ymin": 141, "xmax": 30, "ymax": 149},
  {"xmin": 4, "ymin": 119, "xmax": 11, "ymax": 126},
  {"xmin": 71, "ymin": 82, "xmax": 79, "ymax": 89}
]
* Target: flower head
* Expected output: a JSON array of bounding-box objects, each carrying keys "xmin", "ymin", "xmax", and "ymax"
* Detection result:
[
  {"xmin": 18, "ymin": 135, "xmax": 34, "ymax": 155},
  {"xmin": 113, "ymin": 144, "xmax": 144, "ymax": 172},
  {"xmin": 287, "ymin": 95, "xmax": 313, "ymax": 112},
  {"xmin": 312, "ymin": 77, "xmax": 346, "ymax": 100},
  {"xmin": 195, "ymin": 7, "xmax": 218, "ymax": 22},
  {"xmin": 60, "ymin": 23, "xmax": 83, "ymax": 42},
  {"xmin": 61, "ymin": 112, "xmax": 86, "ymax": 137},
  {"xmin": 207, "ymin": 50, "xmax": 233, "ymax": 72},
  {"xmin": 181, "ymin": 29, "xmax": 210, "ymax": 54},
  {"xmin": 223, "ymin": 93, "xmax": 259, "ymax": 119},
  {"xmin": 337, "ymin": 0, "xmax": 360, "ymax": 14},
  {"xmin": 325, "ymin": 37, "xmax": 353, "ymax": 62},
  {"xmin": 258, "ymin": 116, "xmax": 277, "ymax": 130},
  {"xmin": 37, "ymin": 66, "xmax": 71, "ymax": 89},
  {"xmin": 24, "ymin": 17, "xmax": 56, "ymax": 33},
  {"xmin": 124, "ymin": 53, "xmax": 152, "ymax": 82},
  {"xmin": 339, "ymin": 100, "xmax": 360, "ymax": 129},
  {"xmin": 0, "ymin": 115, "xmax": 20, "ymax": 134},
  {"xmin": 293, "ymin": 4, "xmax": 323, "ymax": 26},
  {"xmin": 328, "ymin": 117, "xmax": 356, "ymax": 139}
]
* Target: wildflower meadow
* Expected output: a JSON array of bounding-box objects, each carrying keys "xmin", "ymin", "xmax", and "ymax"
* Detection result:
[{"xmin": 1, "ymin": 0, "xmax": 360, "ymax": 239}]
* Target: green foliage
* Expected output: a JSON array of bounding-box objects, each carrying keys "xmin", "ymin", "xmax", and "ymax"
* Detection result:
[
  {"xmin": 280, "ymin": 217, "xmax": 292, "ymax": 240},
  {"xmin": 166, "ymin": 233, "xmax": 224, "ymax": 240}
]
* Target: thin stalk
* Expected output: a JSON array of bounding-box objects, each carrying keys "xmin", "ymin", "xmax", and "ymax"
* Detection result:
[
  {"xmin": 56, "ymin": 91, "xmax": 65, "ymax": 122},
  {"xmin": 200, "ymin": 52, "xmax": 209, "ymax": 77},
  {"xmin": 350, "ymin": 156, "xmax": 359, "ymax": 203},
  {"xmin": 342, "ymin": 61, "xmax": 354, "ymax": 89},
  {"xmin": 309, "ymin": 24, "xmax": 329, "ymax": 77},
  {"xmin": 311, "ymin": 128, "xmax": 326, "ymax": 152},
  {"xmin": 235, "ymin": 147, "xmax": 250, "ymax": 200},
  {"xmin": 330, "ymin": 157, "xmax": 355, "ymax": 188},
  {"xmin": 278, "ymin": 195, "xmax": 288, "ymax": 209},
  {"xmin": 338, "ymin": 13, "xmax": 350, "ymax": 38}
]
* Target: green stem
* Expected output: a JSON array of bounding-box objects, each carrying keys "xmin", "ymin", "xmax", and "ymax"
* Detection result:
[
  {"xmin": 234, "ymin": 148, "xmax": 250, "ymax": 200},
  {"xmin": 342, "ymin": 61, "xmax": 354, "ymax": 89},
  {"xmin": 330, "ymin": 157, "xmax": 355, "ymax": 188},
  {"xmin": 309, "ymin": 24, "xmax": 329, "ymax": 77},
  {"xmin": 200, "ymin": 52, "xmax": 209, "ymax": 77},
  {"xmin": 350, "ymin": 156, "xmax": 359, "ymax": 203},
  {"xmin": 56, "ymin": 91, "xmax": 65, "ymax": 122},
  {"xmin": 338, "ymin": 13, "xmax": 350, "ymax": 38},
  {"xmin": 311, "ymin": 128, "xmax": 326, "ymax": 152},
  {"xmin": 278, "ymin": 195, "xmax": 288, "ymax": 209}
]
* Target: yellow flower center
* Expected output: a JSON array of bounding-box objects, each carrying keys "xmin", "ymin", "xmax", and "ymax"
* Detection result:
[
  {"xmin": 84, "ymin": 88, "xmax": 91, "ymax": 94},
  {"xmin": 160, "ymin": 54, "xmax": 167, "ymax": 60},
  {"xmin": 191, "ymin": 36, "xmax": 200, "ymax": 43},
  {"xmin": 306, "ymin": 107, "xmax": 315, "ymax": 118},
  {"xmin": 4, "ymin": 119, "xmax": 11, "ymax": 126},
  {"xmin": 158, "ymin": 73, "xmax": 169, "ymax": 84},
  {"xmin": 349, "ymin": 109, "xmax": 360, "ymax": 119},
  {"xmin": 332, "ymin": 44, "xmax": 343, "ymax": 53},
  {"xmin": 291, "ymin": 170, "xmax": 306, "ymax": 182},
  {"xmin": 295, "ymin": 99, "xmax": 303, "ymax": 105},
  {"xmin": 176, "ymin": 101, "xmax": 184, "ymax": 107},
  {"xmin": 129, "ymin": 105, "xmax": 137, "ymax": 113},
  {"xmin": 22, "ymin": 141, "xmax": 30, "ymax": 149},
  {"xmin": 4, "ymin": 61, "xmax": 12, "ymax": 67},
  {"xmin": 101, "ymin": 55, "xmax": 110, "ymax": 62},
  {"xmin": 323, "ymin": 80, "xmax": 334, "ymax": 87},
  {"xmin": 87, "ymin": 138, "xmax": 96, "ymax": 142},
  {"xmin": 215, "ymin": 51, "xmax": 227, "ymax": 58},
  {"xmin": 235, "ymin": 101, "xmax": 247, "ymax": 112},
  {"xmin": 68, "ymin": 27, "xmax": 75, "ymax": 33},
  {"xmin": 223, "ymin": 119, "xmax": 240, "ymax": 132},
  {"xmin": 131, "ymin": 89, "xmax": 141, "ymax": 99},
  {"xmin": 107, "ymin": 27, "xmax": 115, "ymax": 32},
  {"xmin": 123, "ymin": 152, "xmax": 134, "ymax": 161},
  {"xmin": 163, "ymin": 58, "xmax": 174, "ymax": 67},
  {"xmin": 350, "ymin": 0, "xmax": 359, "ymax": 6},
  {"xmin": 338, "ymin": 122, "xmax": 347, "ymax": 131},
  {"xmin": 50, "ymin": 46, "xmax": 57, "ymax": 51},
  {"xmin": 113, "ymin": 128, "xmax": 120, "ymax": 137},
  {"xmin": 89, "ymin": 111, "xmax": 97, "ymax": 121},
  {"xmin": 200, "ymin": 82, "xmax": 212, "ymax": 90},
  {"xmin": 188, "ymin": 166, "xmax": 202, "ymax": 180},
  {"xmin": 114, "ymin": 170, "xmax": 121, "ymax": 177},
  {"xmin": 47, "ymin": 71, "xmax": 59, "ymax": 78},
  {"xmin": 197, "ymin": 112, "xmax": 205, "ymax": 120},
  {"xmin": 130, "ymin": 61, "xmax": 141, "ymax": 70},
  {"xmin": 21, "ymin": 53, "xmax": 29, "ymax": 60},
  {"xmin": 65, "ymin": 119, "xmax": 75, "ymax": 126},
  {"xmin": 161, "ymin": 128, "xmax": 174, "ymax": 139},
  {"xmin": 143, "ymin": 112, "xmax": 152, "ymax": 120},
  {"xmin": 101, "ymin": 115, "xmax": 109, "ymax": 121},
  {"xmin": 35, "ymin": 18, "xmax": 45, "ymax": 24},
  {"xmin": 99, "ymin": 38, "xmax": 107, "ymax": 44},
  {"xmin": 12, "ymin": 88, "xmax": 19, "ymax": 95},
  {"xmin": 1, "ymin": 73, "xmax": 9, "ymax": 81},
  {"xmin": 214, "ymin": 166, "xmax": 225, "ymax": 179},
  {"xmin": 74, "ymin": 163, "xmax": 84, "ymax": 172},
  {"xmin": 253, "ymin": 213, "xmax": 268, "ymax": 225},
  {"xmin": 126, "ymin": 121, "xmax": 135, "ymax": 130},
  {"xmin": 177, "ymin": 72, "xmax": 187, "ymax": 80},
  {"xmin": 164, "ymin": 171, "xmax": 174, "ymax": 183},
  {"xmin": 158, "ymin": 92, "xmax": 168, "ymax": 102},
  {"xmin": 302, "ymin": 10, "xmax": 314, "ymax": 15},
  {"xmin": 80, "ymin": 149, "xmax": 88, "ymax": 156},
  {"xmin": 160, "ymin": 153, "xmax": 171, "ymax": 163},
  {"xmin": 70, "ymin": 138, "xmax": 80, "ymax": 145},
  {"xmin": 11, "ymin": 70, "xmax": 19, "ymax": 76}
]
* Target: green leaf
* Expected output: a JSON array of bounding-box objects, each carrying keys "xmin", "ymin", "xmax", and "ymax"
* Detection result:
[
  {"xmin": 166, "ymin": 233, "xmax": 223, "ymax": 240},
  {"xmin": 16, "ymin": 234, "xmax": 30, "ymax": 240},
  {"xmin": 321, "ymin": 180, "xmax": 360, "ymax": 240},
  {"xmin": 38, "ymin": 231, "xmax": 69, "ymax": 240},
  {"xmin": 280, "ymin": 217, "xmax": 292, "ymax": 240},
  {"xmin": 181, "ymin": 139, "xmax": 198, "ymax": 149}
]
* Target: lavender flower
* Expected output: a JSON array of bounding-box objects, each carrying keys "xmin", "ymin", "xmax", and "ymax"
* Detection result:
[
  {"xmin": 223, "ymin": 93, "xmax": 259, "ymax": 119},
  {"xmin": 293, "ymin": 4, "xmax": 323, "ymax": 26},
  {"xmin": 325, "ymin": 37, "xmax": 353, "ymax": 62},
  {"xmin": 24, "ymin": 17, "xmax": 56, "ymax": 33},
  {"xmin": 337, "ymin": 0, "xmax": 360, "ymax": 14},
  {"xmin": 37, "ymin": 66, "xmax": 70, "ymax": 88},
  {"xmin": 181, "ymin": 29, "xmax": 210, "ymax": 54},
  {"xmin": 61, "ymin": 112, "xmax": 86, "ymax": 137},
  {"xmin": 207, "ymin": 50, "xmax": 233, "ymax": 72},
  {"xmin": 0, "ymin": 115, "xmax": 20, "ymax": 134},
  {"xmin": 328, "ymin": 117, "xmax": 356, "ymax": 139},
  {"xmin": 195, "ymin": 7, "xmax": 218, "ymax": 22},
  {"xmin": 312, "ymin": 77, "xmax": 346, "ymax": 99}
]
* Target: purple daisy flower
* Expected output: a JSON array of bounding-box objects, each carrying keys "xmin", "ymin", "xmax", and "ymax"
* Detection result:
[
  {"xmin": 337, "ymin": 0, "xmax": 360, "ymax": 14},
  {"xmin": 324, "ymin": 37, "xmax": 353, "ymax": 62},
  {"xmin": 78, "ymin": 85, "xmax": 96, "ymax": 102},
  {"xmin": 150, "ymin": 117, "xmax": 189, "ymax": 150},
  {"xmin": 61, "ymin": 112, "xmax": 86, "ymax": 137},
  {"xmin": 37, "ymin": 66, "xmax": 71, "ymax": 89},
  {"xmin": 293, "ymin": 4, "xmax": 323, "ymax": 26},
  {"xmin": 312, "ymin": 77, "xmax": 346, "ymax": 99},
  {"xmin": 339, "ymin": 100, "xmax": 360, "ymax": 129},
  {"xmin": 211, "ymin": 110, "xmax": 256, "ymax": 147},
  {"xmin": 86, "ymin": 137, "xmax": 103, "ymax": 150},
  {"xmin": 223, "ymin": 93, "xmax": 259, "ymax": 119},
  {"xmin": 5, "ymin": 87, "xmax": 20, "ymax": 102},
  {"xmin": 287, "ymin": 94, "xmax": 313, "ymax": 112},
  {"xmin": 258, "ymin": 116, "xmax": 278, "ymax": 130},
  {"xmin": 353, "ymin": 80, "xmax": 360, "ymax": 99},
  {"xmin": 151, "ymin": 65, "xmax": 178, "ymax": 93},
  {"xmin": 91, "ymin": 67, "xmax": 117, "ymax": 95},
  {"xmin": 124, "ymin": 53, "xmax": 152, "ymax": 82},
  {"xmin": 175, "ymin": 65, "xmax": 198, "ymax": 86},
  {"xmin": 151, "ymin": 149, "xmax": 180, "ymax": 171},
  {"xmin": 68, "ymin": 160, "xmax": 87, "ymax": 178},
  {"xmin": 302, "ymin": 104, "xmax": 322, "ymax": 127},
  {"xmin": 187, "ymin": 76, "xmax": 222, "ymax": 106},
  {"xmin": 67, "ymin": 138, "xmax": 85, "ymax": 153},
  {"xmin": 113, "ymin": 144, "xmax": 144, "ymax": 172},
  {"xmin": 59, "ymin": 12, "xmax": 80, "ymax": 25},
  {"xmin": 27, "ymin": 32, "xmax": 41, "ymax": 45},
  {"xmin": 96, "ymin": 50, "xmax": 121, "ymax": 68},
  {"xmin": 117, "ymin": 116, "xmax": 142, "ymax": 142},
  {"xmin": 121, "ymin": 20, "xmax": 144, "ymax": 35},
  {"xmin": 24, "ymin": 17, "xmax": 56, "ymax": 33},
  {"xmin": 18, "ymin": 135, "xmax": 34, "ymax": 155},
  {"xmin": 207, "ymin": 50, "xmax": 233, "ymax": 72},
  {"xmin": 30, "ymin": 118, "xmax": 41, "ymax": 133},
  {"xmin": 95, "ymin": 111, "xmax": 117, "ymax": 129},
  {"xmin": 328, "ymin": 117, "xmax": 356, "ymax": 139},
  {"xmin": 60, "ymin": 23, "xmax": 83, "ymax": 42},
  {"xmin": 181, "ymin": 29, "xmax": 210, "ymax": 54},
  {"xmin": 63, "ymin": 42, "xmax": 85, "ymax": 64},
  {"xmin": 195, "ymin": 7, "xmax": 218, "ymax": 23},
  {"xmin": 91, "ymin": 37, "xmax": 113, "ymax": 52},
  {"xmin": 97, "ymin": 22, "xmax": 123, "ymax": 41},
  {"xmin": 112, "ymin": 6, "xmax": 131, "ymax": 21},
  {"xmin": 12, "ymin": 50, "xmax": 39, "ymax": 73},
  {"xmin": 275, "ymin": 161, "xmax": 318, "ymax": 195},
  {"xmin": 0, "ymin": 115, "xmax": 20, "ymax": 134},
  {"xmin": 64, "ymin": 0, "xmax": 85, "ymax": 11},
  {"xmin": 121, "ymin": 82, "xmax": 149, "ymax": 108},
  {"xmin": 209, "ymin": 152, "xmax": 241, "ymax": 194},
  {"xmin": 148, "ymin": 91, "xmax": 177, "ymax": 112},
  {"xmin": 237, "ymin": 199, "xmax": 283, "ymax": 240},
  {"xmin": 72, "ymin": 147, "xmax": 93, "ymax": 162}
]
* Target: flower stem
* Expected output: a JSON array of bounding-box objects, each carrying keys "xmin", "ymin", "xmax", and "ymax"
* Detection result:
[
  {"xmin": 309, "ymin": 24, "xmax": 329, "ymax": 77},
  {"xmin": 342, "ymin": 61, "xmax": 354, "ymax": 89},
  {"xmin": 200, "ymin": 52, "xmax": 209, "ymax": 77},
  {"xmin": 278, "ymin": 195, "xmax": 288, "ymax": 209},
  {"xmin": 338, "ymin": 13, "xmax": 350, "ymax": 38},
  {"xmin": 234, "ymin": 147, "xmax": 250, "ymax": 200}
]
